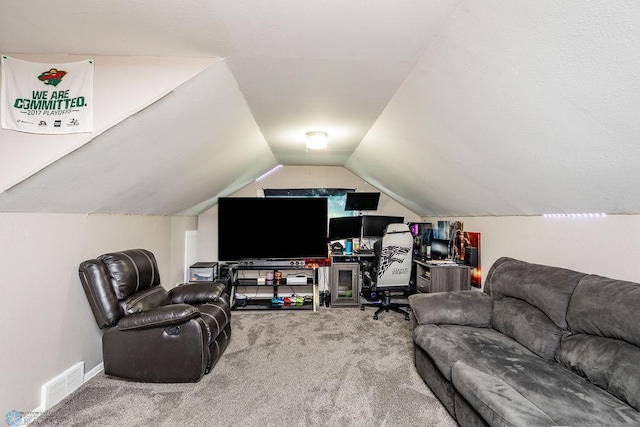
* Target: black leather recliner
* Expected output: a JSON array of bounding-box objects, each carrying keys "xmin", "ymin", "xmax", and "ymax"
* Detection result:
[{"xmin": 79, "ymin": 249, "xmax": 231, "ymax": 382}]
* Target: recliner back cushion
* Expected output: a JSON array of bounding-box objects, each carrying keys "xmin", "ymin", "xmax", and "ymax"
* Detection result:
[
  {"xmin": 485, "ymin": 257, "xmax": 586, "ymax": 329},
  {"xmin": 566, "ymin": 275, "xmax": 640, "ymax": 347},
  {"xmin": 98, "ymin": 249, "xmax": 161, "ymax": 300},
  {"xmin": 492, "ymin": 297, "xmax": 564, "ymax": 359},
  {"xmin": 557, "ymin": 275, "xmax": 640, "ymax": 411}
]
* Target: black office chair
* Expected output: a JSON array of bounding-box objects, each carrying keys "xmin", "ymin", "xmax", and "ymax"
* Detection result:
[{"xmin": 360, "ymin": 223, "xmax": 413, "ymax": 320}]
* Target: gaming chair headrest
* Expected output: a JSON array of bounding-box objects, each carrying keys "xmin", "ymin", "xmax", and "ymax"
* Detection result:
[{"xmin": 384, "ymin": 223, "xmax": 410, "ymax": 234}]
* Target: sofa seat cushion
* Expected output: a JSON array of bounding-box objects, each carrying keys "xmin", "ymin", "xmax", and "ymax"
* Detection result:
[
  {"xmin": 453, "ymin": 358, "xmax": 640, "ymax": 427},
  {"xmin": 197, "ymin": 301, "xmax": 231, "ymax": 345},
  {"xmin": 413, "ymin": 325, "xmax": 537, "ymax": 382},
  {"xmin": 415, "ymin": 324, "xmax": 640, "ymax": 425}
]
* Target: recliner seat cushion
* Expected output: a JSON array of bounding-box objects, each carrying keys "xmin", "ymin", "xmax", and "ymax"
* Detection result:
[
  {"xmin": 452, "ymin": 356, "xmax": 640, "ymax": 426},
  {"xmin": 414, "ymin": 324, "xmax": 640, "ymax": 426},
  {"xmin": 413, "ymin": 324, "xmax": 536, "ymax": 382}
]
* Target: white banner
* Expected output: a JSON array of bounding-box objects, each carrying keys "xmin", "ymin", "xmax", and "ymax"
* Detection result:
[{"xmin": 1, "ymin": 56, "xmax": 93, "ymax": 134}]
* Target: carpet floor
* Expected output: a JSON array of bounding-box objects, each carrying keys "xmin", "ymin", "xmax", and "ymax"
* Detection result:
[{"xmin": 33, "ymin": 308, "xmax": 456, "ymax": 426}]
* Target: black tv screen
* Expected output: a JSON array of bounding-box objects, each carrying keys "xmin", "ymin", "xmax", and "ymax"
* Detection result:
[
  {"xmin": 361, "ymin": 215, "xmax": 404, "ymax": 238},
  {"xmin": 218, "ymin": 197, "xmax": 328, "ymax": 261},
  {"xmin": 328, "ymin": 216, "xmax": 362, "ymax": 241},
  {"xmin": 344, "ymin": 192, "xmax": 380, "ymax": 211}
]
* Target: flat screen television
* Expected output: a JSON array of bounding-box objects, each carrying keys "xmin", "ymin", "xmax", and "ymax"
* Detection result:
[
  {"xmin": 430, "ymin": 238, "xmax": 450, "ymax": 260},
  {"xmin": 217, "ymin": 197, "xmax": 328, "ymax": 261},
  {"xmin": 344, "ymin": 192, "xmax": 380, "ymax": 211},
  {"xmin": 361, "ymin": 215, "xmax": 404, "ymax": 238},
  {"xmin": 328, "ymin": 216, "xmax": 362, "ymax": 241}
]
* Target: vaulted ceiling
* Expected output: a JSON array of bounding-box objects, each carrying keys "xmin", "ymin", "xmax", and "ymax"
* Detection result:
[{"xmin": 1, "ymin": 1, "xmax": 639, "ymax": 216}]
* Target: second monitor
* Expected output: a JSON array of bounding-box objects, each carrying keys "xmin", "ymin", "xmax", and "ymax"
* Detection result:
[{"xmin": 361, "ymin": 215, "xmax": 405, "ymax": 238}]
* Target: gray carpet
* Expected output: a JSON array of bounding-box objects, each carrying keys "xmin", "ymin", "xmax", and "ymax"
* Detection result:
[{"xmin": 33, "ymin": 308, "xmax": 456, "ymax": 426}]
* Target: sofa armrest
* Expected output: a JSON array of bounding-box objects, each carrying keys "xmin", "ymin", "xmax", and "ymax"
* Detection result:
[
  {"xmin": 408, "ymin": 290, "xmax": 492, "ymax": 327},
  {"xmin": 117, "ymin": 304, "xmax": 199, "ymax": 330},
  {"xmin": 169, "ymin": 282, "xmax": 226, "ymax": 305}
]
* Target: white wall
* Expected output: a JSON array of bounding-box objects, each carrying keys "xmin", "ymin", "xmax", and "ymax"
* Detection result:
[
  {"xmin": 196, "ymin": 165, "xmax": 422, "ymax": 261},
  {"xmin": 0, "ymin": 212, "xmax": 196, "ymax": 418},
  {"xmin": 424, "ymin": 215, "xmax": 640, "ymax": 287},
  {"xmin": 0, "ymin": 55, "xmax": 216, "ymax": 191}
]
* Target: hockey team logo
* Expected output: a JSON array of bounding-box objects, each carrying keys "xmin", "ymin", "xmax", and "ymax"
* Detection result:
[{"xmin": 37, "ymin": 68, "xmax": 67, "ymax": 87}]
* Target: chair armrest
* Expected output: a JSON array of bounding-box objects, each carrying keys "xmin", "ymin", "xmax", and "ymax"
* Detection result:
[
  {"xmin": 117, "ymin": 304, "xmax": 199, "ymax": 331},
  {"xmin": 169, "ymin": 282, "xmax": 226, "ymax": 305},
  {"xmin": 408, "ymin": 290, "xmax": 492, "ymax": 327}
]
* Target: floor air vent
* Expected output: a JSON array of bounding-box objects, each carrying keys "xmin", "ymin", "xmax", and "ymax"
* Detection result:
[{"xmin": 41, "ymin": 362, "xmax": 84, "ymax": 410}]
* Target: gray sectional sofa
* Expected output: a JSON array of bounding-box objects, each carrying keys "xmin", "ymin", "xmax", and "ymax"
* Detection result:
[{"xmin": 408, "ymin": 256, "xmax": 640, "ymax": 426}]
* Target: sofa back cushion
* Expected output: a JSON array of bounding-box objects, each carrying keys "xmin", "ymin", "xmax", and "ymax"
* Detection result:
[
  {"xmin": 557, "ymin": 275, "xmax": 640, "ymax": 411},
  {"xmin": 485, "ymin": 257, "xmax": 587, "ymax": 359}
]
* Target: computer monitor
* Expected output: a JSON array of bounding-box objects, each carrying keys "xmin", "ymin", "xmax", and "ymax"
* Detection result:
[
  {"xmin": 344, "ymin": 192, "xmax": 380, "ymax": 211},
  {"xmin": 430, "ymin": 238, "xmax": 450, "ymax": 260},
  {"xmin": 361, "ymin": 215, "xmax": 404, "ymax": 238},
  {"xmin": 328, "ymin": 216, "xmax": 362, "ymax": 241}
]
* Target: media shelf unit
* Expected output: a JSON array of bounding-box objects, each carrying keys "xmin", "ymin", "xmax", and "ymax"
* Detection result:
[{"xmin": 230, "ymin": 263, "xmax": 319, "ymax": 312}]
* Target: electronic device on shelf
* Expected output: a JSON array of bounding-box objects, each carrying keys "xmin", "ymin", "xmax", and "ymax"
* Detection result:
[
  {"xmin": 344, "ymin": 192, "xmax": 380, "ymax": 211},
  {"xmin": 236, "ymin": 259, "xmax": 307, "ymax": 268},
  {"xmin": 430, "ymin": 238, "xmax": 451, "ymax": 260},
  {"xmin": 330, "ymin": 242, "xmax": 345, "ymax": 255},
  {"xmin": 355, "ymin": 248, "xmax": 374, "ymax": 254},
  {"xmin": 217, "ymin": 197, "xmax": 328, "ymax": 262}
]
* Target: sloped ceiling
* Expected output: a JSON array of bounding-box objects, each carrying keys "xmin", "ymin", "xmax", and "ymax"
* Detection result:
[{"xmin": 1, "ymin": 1, "xmax": 640, "ymax": 216}]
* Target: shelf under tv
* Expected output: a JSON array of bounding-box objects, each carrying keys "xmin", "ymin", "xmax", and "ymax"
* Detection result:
[{"xmin": 230, "ymin": 264, "xmax": 319, "ymax": 312}]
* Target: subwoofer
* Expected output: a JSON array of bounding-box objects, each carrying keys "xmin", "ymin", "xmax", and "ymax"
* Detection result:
[{"xmin": 464, "ymin": 247, "xmax": 478, "ymax": 267}]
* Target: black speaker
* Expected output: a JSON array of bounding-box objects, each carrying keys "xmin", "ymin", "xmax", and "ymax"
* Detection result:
[
  {"xmin": 464, "ymin": 247, "xmax": 478, "ymax": 267},
  {"xmin": 219, "ymin": 263, "xmax": 231, "ymax": 279}
]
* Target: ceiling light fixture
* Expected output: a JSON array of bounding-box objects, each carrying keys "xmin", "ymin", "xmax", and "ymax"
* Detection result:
[{"xmin": 306, "ymin": 131, "xmax": 328, "ymax": 150}]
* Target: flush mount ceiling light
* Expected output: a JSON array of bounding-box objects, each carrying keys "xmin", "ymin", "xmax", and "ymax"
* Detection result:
[{"xmin": 306, "ymin": 131, "xmax": 328, "ymax": 150}]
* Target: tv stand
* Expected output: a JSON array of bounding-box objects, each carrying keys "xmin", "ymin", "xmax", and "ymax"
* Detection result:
[
  {"xmin": 236, "ymin": 259, "xmax": 307, "ymax": 268},
  {"xmin": 230, "ymin": 264, "xmax": 319, "ymax": 311}
]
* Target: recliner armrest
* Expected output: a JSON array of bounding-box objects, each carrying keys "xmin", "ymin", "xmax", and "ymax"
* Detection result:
[
  {"xmin": 117, "ymin": 304, "xmax": 199, "ymax": 331},
  {"xmin": 169, "ymin": 282, "xmax": 226, "ymax": 305},
  {"xmin": 408, "ymin": 290, "xmax": 492, "ymax": 327}
]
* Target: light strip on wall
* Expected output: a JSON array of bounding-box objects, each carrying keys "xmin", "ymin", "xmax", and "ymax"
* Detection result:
[
  {"xmin": 542, "ymin": 213, "xmax": 607, "ymax": 218},
  {"xmin": 255, "ymin": 164, "xmax": 282, "ymax": 182}
]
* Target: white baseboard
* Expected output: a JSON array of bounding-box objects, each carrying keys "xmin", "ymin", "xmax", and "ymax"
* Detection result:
[
  {"xmin": 25, "ymin": 361, "xmax": 104, "ymax": 425},
  {"xmin": 84, "ymin": 362, "xmax": 104, "ymax": 382}
]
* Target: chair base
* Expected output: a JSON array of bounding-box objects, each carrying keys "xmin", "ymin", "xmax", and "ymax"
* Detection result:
[{"xmin": 360, "ymin": 292, "xmax": 411, "ymax": 321}]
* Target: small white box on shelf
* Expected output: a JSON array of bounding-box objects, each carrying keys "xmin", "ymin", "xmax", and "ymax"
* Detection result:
[{"xmin": 188, "ymin": 262, "xmax": 218, "ymax": 282}]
